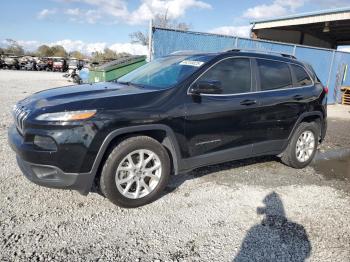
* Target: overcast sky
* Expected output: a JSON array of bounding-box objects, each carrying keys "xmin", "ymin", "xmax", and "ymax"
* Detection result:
[{"xmin": 1, "ymin": 0, "xmax": 349, "ymax": 54}]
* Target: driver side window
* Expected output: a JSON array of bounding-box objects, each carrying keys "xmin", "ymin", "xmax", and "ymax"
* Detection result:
[{"xmin": 197, "ymin": 58, "xmax": 252, "ymax": 94}]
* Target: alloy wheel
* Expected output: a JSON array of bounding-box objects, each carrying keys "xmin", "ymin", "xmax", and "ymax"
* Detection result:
[
  {"xmin": 115, "ymin": 149, "xmax": 162, "ymax": 199},
  {"xmin": 295, "ymin": 130, "xmax": 315, "ymax": 162}
]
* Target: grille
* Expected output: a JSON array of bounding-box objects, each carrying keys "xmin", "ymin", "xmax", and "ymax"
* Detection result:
[{"xmin": 13, "ymin": 104, "xmax": 30, "ymax": 134}]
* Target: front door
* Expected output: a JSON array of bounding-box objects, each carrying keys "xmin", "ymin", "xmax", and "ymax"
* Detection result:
[{"xmin": 183, "ymin": 57, "xmax": 261, "ymax": 165}]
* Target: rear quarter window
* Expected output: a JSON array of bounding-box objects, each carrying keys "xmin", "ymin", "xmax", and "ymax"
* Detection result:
[{"xmin": 291, "ymin": 64, "xmax": 313, "ymax": 87}]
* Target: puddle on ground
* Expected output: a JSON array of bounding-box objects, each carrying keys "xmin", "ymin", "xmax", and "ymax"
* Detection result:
[{"xmin": 312, "ymin": 149, "xmax": 350, "ymax": 181}]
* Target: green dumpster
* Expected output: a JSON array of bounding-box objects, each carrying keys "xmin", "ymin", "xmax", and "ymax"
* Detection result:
[{"xmin": 89, "ymin": 55, "xmax": 147, "ymax": 83}]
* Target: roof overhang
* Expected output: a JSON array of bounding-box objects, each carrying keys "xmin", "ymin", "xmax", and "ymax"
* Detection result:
[{"xmin": 251, "ymin": 7, "xmax": 350, "ymax": 48}]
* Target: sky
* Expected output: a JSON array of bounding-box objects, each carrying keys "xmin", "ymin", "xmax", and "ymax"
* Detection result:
[{"xmin": 1, "ymin": 0, "xmax": 350, "ymax": 55}]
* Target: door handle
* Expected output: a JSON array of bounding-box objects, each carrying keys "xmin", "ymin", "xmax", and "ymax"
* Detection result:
[
  {"xmin": 293, "ymin": 95, "xmax": 304, "ymax": 101},
  {"xmin": 240, "ymin": 99, "xmax": 257, "ymax": 106}
]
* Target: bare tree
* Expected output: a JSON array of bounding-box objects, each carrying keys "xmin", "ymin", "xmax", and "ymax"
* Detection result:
[
  {"xmin": 3, "ymin": 39, "xmax": 24, "ymax": 56},
  {"xmin": 130, "ymin": 13, "xmax": 190, "ymax": 46},
  {"xmin": 130, "ymin": 31, "xmax": 149, "ymax": 46}
]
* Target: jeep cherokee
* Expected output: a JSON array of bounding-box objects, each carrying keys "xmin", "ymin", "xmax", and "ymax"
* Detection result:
[{"xmin": 8, "ymin": 50, "xmax": 327, "ymax": 207}]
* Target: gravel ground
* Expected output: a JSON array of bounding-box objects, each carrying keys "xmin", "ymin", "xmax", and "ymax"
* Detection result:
[{"xmin": 0, "ymin": 70, "xmax": 350, "ymax": 261}]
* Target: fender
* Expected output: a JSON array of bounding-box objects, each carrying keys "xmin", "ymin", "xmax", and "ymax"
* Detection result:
[
  {"xmin": 81, "ymin": 124, "xmax": 183, "ymax": 194},
  {"xmin": 282, "ymin": 111, "xmax": 324, "ymax": 150}
]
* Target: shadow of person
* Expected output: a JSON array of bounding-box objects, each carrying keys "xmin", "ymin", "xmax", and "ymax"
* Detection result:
[{"xmin": 233, "ymin": 192, "xmax": 311, "ymax": 262}]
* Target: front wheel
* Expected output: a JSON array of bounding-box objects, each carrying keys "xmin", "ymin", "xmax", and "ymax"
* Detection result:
[
  {"xmin": 99, "ymin": 136, "xmax": 171, "ymax": 208},
  {"xmin": 281, "ymin": 122, "xmax": 319, "ymax": 168}
]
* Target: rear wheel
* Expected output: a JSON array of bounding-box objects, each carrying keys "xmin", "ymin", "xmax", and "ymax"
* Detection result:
[
  {"xmin": 99, "ymin": 136, "xmax": 170, "ymax": 208},
  {"xmin": 281, "ymin": 122, "xmax": 319, "ymax": 168}
]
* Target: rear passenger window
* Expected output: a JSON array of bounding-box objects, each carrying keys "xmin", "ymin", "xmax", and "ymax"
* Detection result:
[
  {"xmin": 257, "ymin": 59, "xmax": 292, "ymax": 91},
  {"xmin": 198, "ymin": 58, "xmax": 251, "ymax": 94},
  {"xmin": 291, "ymin": 64, "xmax": 313, "ymax": 86}
]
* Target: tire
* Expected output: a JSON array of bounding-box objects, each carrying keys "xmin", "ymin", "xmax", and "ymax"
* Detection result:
[
  {"xmin": 100, "ymin": 136, "xmax": 171, "ymax": 208},
  {"xmin": 281, "ymin": 122, "xmax": 320, "ymax": 168}
]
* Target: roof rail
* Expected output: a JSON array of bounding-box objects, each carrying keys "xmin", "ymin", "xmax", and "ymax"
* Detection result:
[
  {"xmin": 170, "ymin": 50, "xmax": 205, "ymax": 55},
  {"xmin": 225, "ymin": 48, "xmax": 296, "ymax": 59}
]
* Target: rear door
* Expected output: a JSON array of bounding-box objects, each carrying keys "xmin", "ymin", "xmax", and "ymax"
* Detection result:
[{"xmin": 252, "ymin": 58, "xmax": 314, "ymax": 155}]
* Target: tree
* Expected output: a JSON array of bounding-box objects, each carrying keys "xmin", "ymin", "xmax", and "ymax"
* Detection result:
[
  {"xmin": 37, "ymin": 45, "xmax": 53, "ymax": 57},
  {"xmin": 3, "ymin": 39, "xmax": 24, "ymax": 56},
  {"xmin": 129, "ymin": 31, "xmax": 149, "ymax": 46},
  {"xmin": 50, "ymin": 45, "xmax": 67, "ymax": 57},
  {"xmin": 91, "ymin": 48, "xmax": 131, "ymax": 63},
  {"xmin": 36, "ymin": 45, "xmax": 68, "ymax": 57},
  {"xmin": 153, "ymin": 13, "xmax": 190, "ymax": 30},
  {"xmin": 69, "ymin": 51, "xmax": 85, "ymax": 60},
  {"xmin": 129, "ymin": 13, "xmax": 190, "ymax": 46}
]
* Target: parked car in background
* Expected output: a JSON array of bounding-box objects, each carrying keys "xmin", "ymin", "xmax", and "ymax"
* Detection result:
[
  {"xmin": 52, "ymin": 58, "xmax": 67, "ymax": 72},
  {"xmin": 36, "ymin": 58, "xmax": 49, "ymax": 71},
  {"xmin": 20, "ymin": 57, "xmax": 37, "ymax": 71},
  {"xmin": 3, "ymin": 56, "xmax": 20, "ymax": 70},
  {"xmin": 8, "ymin": 50, "xmax": 327, "ymax": 208},
  {"xmin": 68, "ymin": 58, "xmax": 84, "ymax": 71}
]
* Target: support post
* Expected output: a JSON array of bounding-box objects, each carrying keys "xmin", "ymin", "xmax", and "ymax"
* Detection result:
[
  {"xmin": 327, "ymin": 50, "xmax": 336, "ymax": 103},
  {"xmin": 148, "ymin": 19, "xmax": 153, "ymax": 62}
]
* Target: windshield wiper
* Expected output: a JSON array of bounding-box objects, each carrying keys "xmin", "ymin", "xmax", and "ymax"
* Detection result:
[
  {"xmin": 118, "ymin": 81, "xmax": 131, "ymax": 86},
  {"xmin": 119, "ymin": 81, "xmax": 147, "ymax": 88}
]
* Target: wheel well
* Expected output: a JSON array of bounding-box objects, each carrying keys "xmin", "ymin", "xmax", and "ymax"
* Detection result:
[
  {"xmin": 93, "ymin": 130, "xmax": 176, "ymax": 191},
  {"xmin": 299, "ymin": 114, "xmax": 323, "ymax": 140},
  {"xmin": 301, "ymin": 115, "xmax": 321, "ymax": 125}
]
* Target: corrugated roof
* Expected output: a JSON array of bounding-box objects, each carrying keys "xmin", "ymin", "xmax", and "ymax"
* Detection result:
[{"xmin": 251, "ymin": 6, "xmax": 350, "ymax": 24}]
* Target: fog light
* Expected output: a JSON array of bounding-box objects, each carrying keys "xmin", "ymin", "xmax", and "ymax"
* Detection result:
[{"xmin": 34, "ymin": 136, "xmax": 57, "ymax": 151}]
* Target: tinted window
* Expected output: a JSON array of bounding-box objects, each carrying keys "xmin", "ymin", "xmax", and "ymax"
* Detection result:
[
  {"xmin": 117, "ymin": 55, "xmax": 213, "ymax": 89},
  {"xmin": 257, "ymin": 59, "xmax": 292, "ymax": 91},
  {"xmin": 198, "ymin": 58, "xmax": 251, "ymax": 94},
  {"xmin": 291, "ymin": 64, "xmax": 313, "ymax": 86}
]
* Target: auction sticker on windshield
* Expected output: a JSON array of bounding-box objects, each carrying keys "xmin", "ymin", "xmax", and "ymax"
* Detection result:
[{"xmin": 179, "ymin": 60, "xmax": 205, "ymax": 67}]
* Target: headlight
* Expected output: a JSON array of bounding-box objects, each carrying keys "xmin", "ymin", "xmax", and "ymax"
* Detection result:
[{"xmin": 35, "ymin": 110, "xmax": 96, "ymax": 121}]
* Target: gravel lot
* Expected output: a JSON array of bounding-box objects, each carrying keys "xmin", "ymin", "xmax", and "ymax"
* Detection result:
[{"xmin": 1, "ymin": 70, "xmax": 350, "ymax": 261}]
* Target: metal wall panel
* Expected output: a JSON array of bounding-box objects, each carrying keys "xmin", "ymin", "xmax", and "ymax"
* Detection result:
[{"xmin": 152, "ymin": 27, "xmax": 350, "ymax": 104}]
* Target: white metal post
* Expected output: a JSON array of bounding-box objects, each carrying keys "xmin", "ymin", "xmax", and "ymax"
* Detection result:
[
  {"xmin": 327, "ymin": 50, "xmax": 336, "ymax": 88},
  {"xmin": 148, "ymin": 19, "xmax": 153, "ymax": 62}
]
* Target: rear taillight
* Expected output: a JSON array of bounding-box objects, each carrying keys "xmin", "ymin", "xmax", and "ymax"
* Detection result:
[{"xmin": 324, "ymin": 86, "xmax": 329, "ymax": 94}]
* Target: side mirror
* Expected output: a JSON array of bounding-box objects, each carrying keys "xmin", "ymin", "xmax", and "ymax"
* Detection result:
[{"xmin": 189, "ymin": 80, "xmax": 222, "ymax": 95}]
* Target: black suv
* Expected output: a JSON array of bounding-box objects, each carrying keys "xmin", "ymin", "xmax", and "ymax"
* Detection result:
[{"xmin": 8, "ymin": 50, "xmax": 327, "ymax": 207}]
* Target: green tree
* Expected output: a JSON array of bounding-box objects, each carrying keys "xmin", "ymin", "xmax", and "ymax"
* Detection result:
[
  {"xmin": 91, "ymin": 48, "xmax": 131, "ymax": 63},
  {"xmin": 36, "ymin": 45, "xmax": 68, "ymax": 57},
  {"xmin": 37, "ymin": 45, "xmax": 53, "ymax": 57},
  {"xmin": 50, "ymin": 45, "xmax": 67, "ymax": 57}
]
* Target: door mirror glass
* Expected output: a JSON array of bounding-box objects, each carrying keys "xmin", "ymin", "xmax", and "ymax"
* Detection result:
[{"xmin": 190, "ymin": 80, "xmax": 222, "ymax": 95}]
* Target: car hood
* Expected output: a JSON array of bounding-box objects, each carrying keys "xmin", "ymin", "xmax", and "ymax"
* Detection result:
[{"xmin": 18, "ymin": 82, "xmax": 159, "ymax": 112}]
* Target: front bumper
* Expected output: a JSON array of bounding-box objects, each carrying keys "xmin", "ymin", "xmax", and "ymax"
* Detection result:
[
  {"xmin": 8, "ymin": 124, "xmax": 96, "ymax": 194},
  {"xmin": 16, "ymin": 156, "xmax": 92, "ymax": 195}
]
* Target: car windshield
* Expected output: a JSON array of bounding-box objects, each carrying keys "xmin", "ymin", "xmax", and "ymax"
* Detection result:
[{"xmin": 117, "ymin": 54, "xmax": 213, "ymax": 89}]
